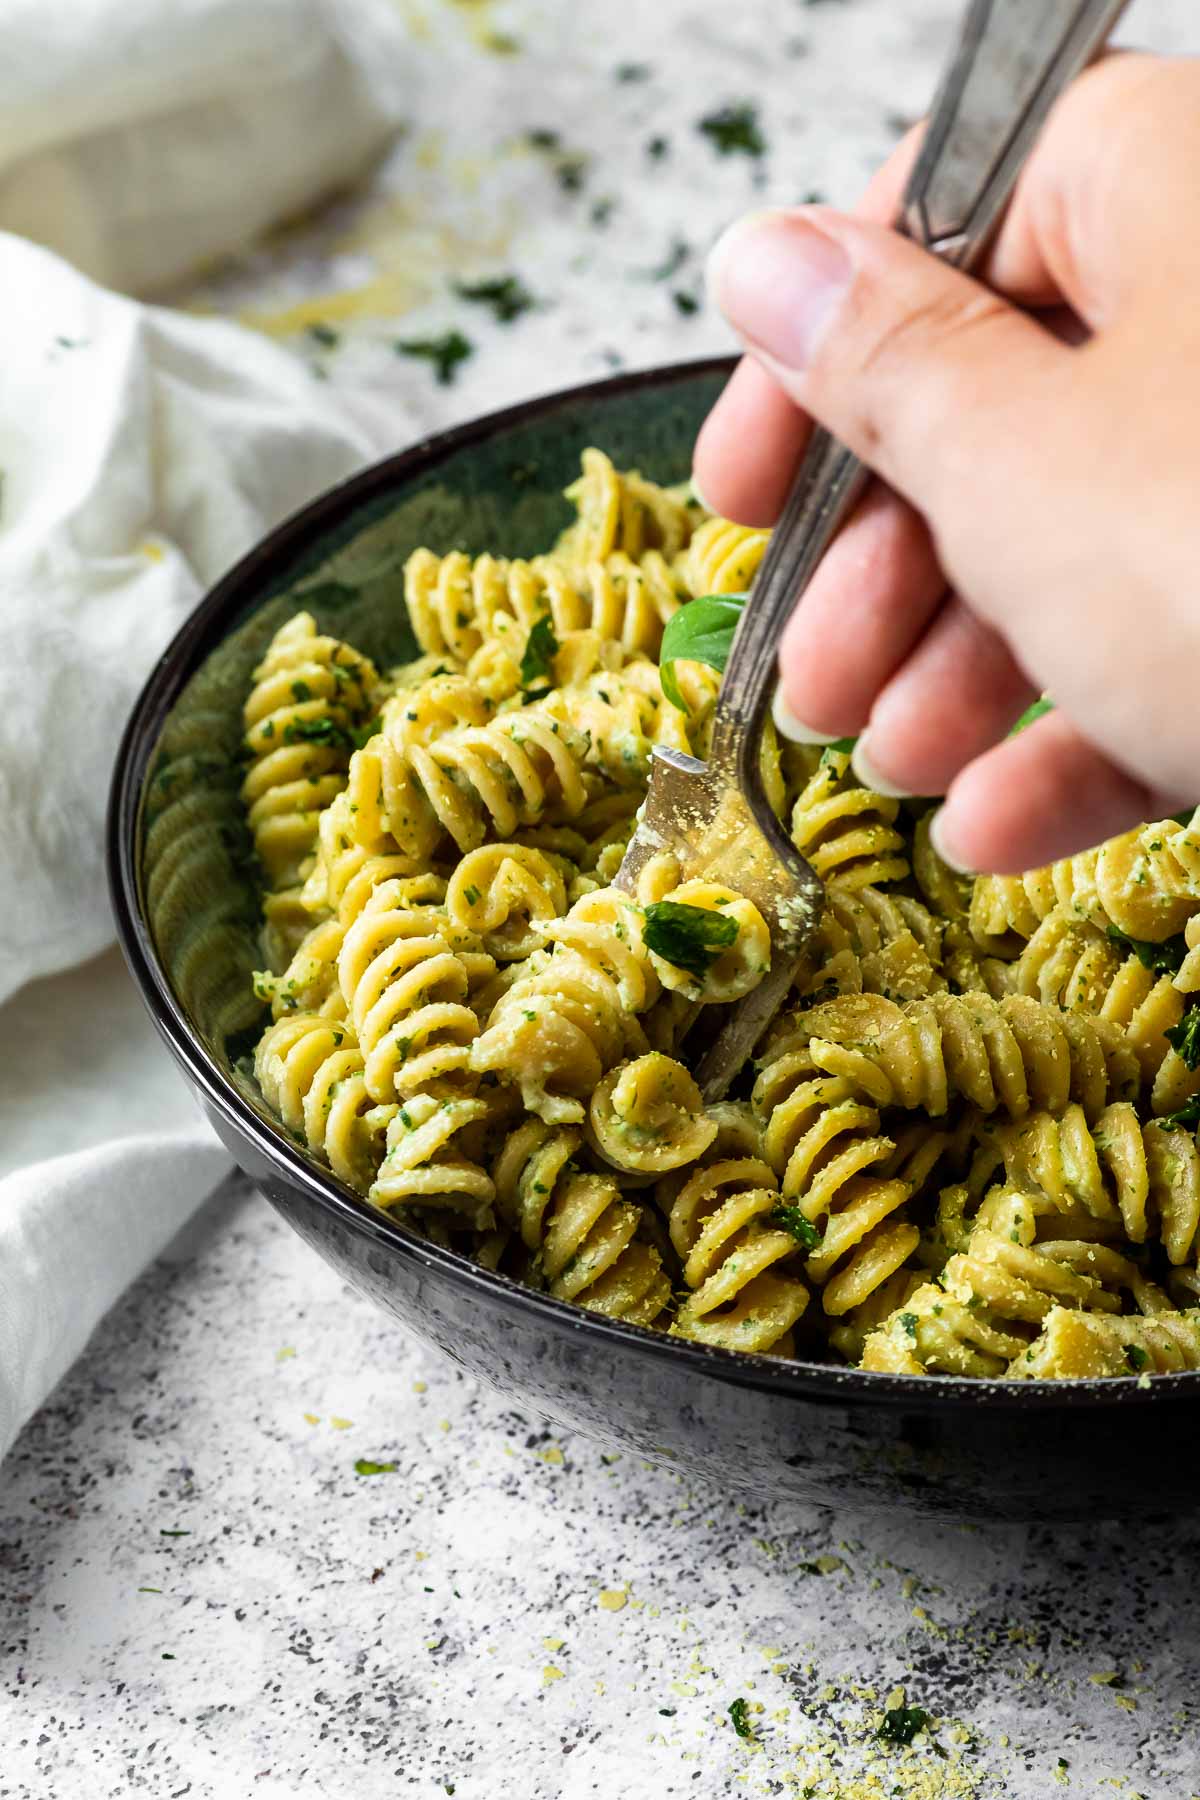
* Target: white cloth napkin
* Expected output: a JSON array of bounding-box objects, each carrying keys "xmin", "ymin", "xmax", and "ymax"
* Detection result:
[
  {"xmin": 0, "ymin": 0, "xmax": 407, "ymax": 1459},
  {"xmin": 0, "ymin": 0, "xmax": 407, "ymax": 295}
]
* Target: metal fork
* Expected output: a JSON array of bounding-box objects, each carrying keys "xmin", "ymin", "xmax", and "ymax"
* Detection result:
[{"xmin": 613, "ymin": 0, "xmax": 1129, "ymax": 1100}]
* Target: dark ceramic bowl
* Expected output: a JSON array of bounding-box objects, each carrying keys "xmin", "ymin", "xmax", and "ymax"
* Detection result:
[{"xmin": 109, "ymin": 357, "xmax": 1200, "ymax": 1522}]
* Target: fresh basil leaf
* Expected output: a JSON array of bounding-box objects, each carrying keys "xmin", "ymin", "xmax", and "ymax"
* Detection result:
[
  {"xmin": 1165, "ymin": 1007, "xmax": 1200, "ymax": 1071},
  {"xmin": 658, "ymin": 593, "xmax": 746, "ymax": 712},
  {"xmin": 520, "ymin": 614, "xmax": 560, "ymax": 690},
  {"xmin": 1105, "ymin": 925, "xmax": 1186, "ymax": 977},
  {"xmin": 1010, "ymin": 697, "xmax": 1054, "ymax": 735},
  {"xmin": 643, "ymin": 899, "xmax": 738, "ymax": 979},
  {"xmin": 1157, "ymin": 1094, "xmax": 1200, "ymax": 1131}
]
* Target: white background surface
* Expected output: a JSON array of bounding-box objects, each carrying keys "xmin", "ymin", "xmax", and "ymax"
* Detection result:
[{"xmin": 4, "ymin": 1, "xmax": 1200, "ymax": 1794}]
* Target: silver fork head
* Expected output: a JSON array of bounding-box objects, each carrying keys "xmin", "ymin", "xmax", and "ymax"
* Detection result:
[{"xmin": 613, "ymin": 745, "xmax": 824, "ymax": 960}]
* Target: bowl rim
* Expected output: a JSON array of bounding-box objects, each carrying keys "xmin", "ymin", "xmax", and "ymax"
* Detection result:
[{"xmin": 108, "ymin": 354, "xmax": 1200, "ymax": 1412}]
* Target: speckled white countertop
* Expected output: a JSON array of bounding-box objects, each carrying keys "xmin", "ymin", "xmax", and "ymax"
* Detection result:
[{"xmin": 5, "ymin": 2, "xmax": 1200, "ymax": 1796}]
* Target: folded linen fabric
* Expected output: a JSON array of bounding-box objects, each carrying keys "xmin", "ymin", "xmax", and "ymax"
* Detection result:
[{"xmin": 0, "ymin": 230, "xmax": 399, "ymax": 1461}]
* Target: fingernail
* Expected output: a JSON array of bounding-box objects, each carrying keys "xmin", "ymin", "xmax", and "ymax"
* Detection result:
[
  {"xmin": 689, "ymin": 467, "xmax": 719, "ymax": 516},
  {"xmin": 851, "ymin": 734, "xmax": 914, "ymax": 800},
  {"xmin": 772, "ymin": 689, "xmax": 838, "ymax": 746},
  {"xmin": 706, "ymin": 209, "xmax": 852, "ymax": 370},
  {"xmin": 929, "ymin": 807, "xmax": 976, "ymax": 876}
]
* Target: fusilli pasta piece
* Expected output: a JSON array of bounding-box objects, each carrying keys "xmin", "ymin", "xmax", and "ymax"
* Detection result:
[
  {"xmin": 554, "ymin": 447, "xmax": 696, "ymax": 567},
  {"xmin": 789, "ymin": 748, "xmax": 909, "ymax": 891},
  {"xmin": 241, "ymin": 612, "xmax": 378, "ymax": 957},
  {"xmin": 493, "ymin": 1118, "xmax": 669, "ymax": 1323},
  {"xmin": 1014, "ymin": 1306, "xmax": 1200, "ymax": 1378},
  {"xmin": 674, "ymin": 515, "xmax": 769, "ymax": 598},
  {"xmin": 587, "ymin": 1053, "xmax": 717, "ymax": 1174},
  {"xmin": 970, "ymin": 812, "xmax": 1200, "ymax": 951},
  {"xmin": 794, "ymin": 991, "xmax": 1140, "ymax": 1122},
  {"xmin": 255, "ymin": 1013, "xmax": 394, "ymax": 1192},
  {"xmin": 666, "ymin": 1156, "xmax": 809, "ymax": 1355}
]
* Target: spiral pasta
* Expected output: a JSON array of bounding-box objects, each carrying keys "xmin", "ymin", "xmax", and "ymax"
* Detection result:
[
  {"xmin": 794, "ymin": 991, "xmax": 1140, "ymax": 1123},
  {"xmin": 970, "ymin": 811, "xmax": 1200, "ymax": 951},
  {"xmin": 470, "ymin": 886, "xmax": 656, "ymax": 1122},
  {"xmin": 807, "ymin": 884, "xmax": 945, "ymax": 1004},
  {"xmin": 635, "ymin": 856, "xmax": 772, "ymax": 1004},
  {"xmin": 1010, "ymin": 907, "xmax": 1185, "ymax": 1084},
  {"xmin": 493, "ymin": 1117, "xmax": 669, "ymax": 1323},
  {"xmin": 988, "ymin": 1103, "xmax": 1200, "ymax": 1266},
  {"xmin": 238, "ymin": 447, "xmax": 1200, "ymax": 1381},
  {"xmin": 587, "ymin": 1053, "xmax": 717, "ymax": 1174},
  {"xmin": 444, "ymin": 844, "xmax": 568, "ymax": 960},
  {"xmin": 254, "ymin": 1013, "xmax": 395, "ymax": 1193},
  {"xmin": 861, "ymin": 1189, "xmax": 1146, "ymax": 1378},
  {"xmin": 789, "ymin": 748, "xmax": 909, "ymax": 891},
  {"xmin": 666, "ymin": 1155, "xmax": 810, "ymax": 1354},
  {"xmin": 553, "ymin": 447, "xmax": 697, "ymax": 568},
  {"xmin": 369, "ymin": 1092, "xmax": 498, "ymax": 1233},
  {"xmin": 674, "ymin": 515, "xmax": 769, "ymax": 598},
  {"xmin": 241, "ymin": 612, "xmax": 378, "ymax": 959},
  {"xmin": 1015, "ymin": 1306, "xmax": 1200, "ymax": 1378}
]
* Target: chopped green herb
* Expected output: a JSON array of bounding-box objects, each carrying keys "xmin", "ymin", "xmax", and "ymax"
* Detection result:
[
  {"xmin": 354, "ymin": 1458, "xmax": 398, "ymax": 1477},
  {"xmin": 589, "ymin": 196, "xmax": 616, "ymax": 227},
  {"xmin": 282, "ymin": 715, "xmax": 356, "ymax": 752},
  {"xmin": 306, "ymin": 322, "xmax": 340, "ymax": 349},
  {"xmin": 525, "ymin": 128, "xmax": 560, "ymax": 149},
  {"xmin": 899, "ymin": 1312, "xmax": 919, "ymax": 1341},
  {"xmin": 769, "ymin": 1204, "xmax": 822, "ymax": 1251},
  {"xmin": 658, "ymin": 1706, "xmax": 676, "ymax": 1716},
  {"xmin": 1125, "ymin": 1344, "xmax": 1149, "ymax": 1373},
  {"xmin": 615, "ymin": 61, "xmax": 651, "ymax": 82},
  {"xmin": 658, "ymin": 592, "xmax": 746, "ymax": 711},
  {"xmin": 698, "ymin": 103, "xmax": 766, "ymax": 157},
  {"xmin": 673, "ymin": 291, "xmax": 699, "ymax": 316},
  {"xmin": 1105, "ymin": 925, "xmax": 1186, "ymax": 977},
  {"xmin": 877, "ymin": 1704, "xmax": 929, "ymax": 1745},
  {"xmin": 1165, "ymin": 1007, "xmax": 1200, "ymax": 1070},
  {"xmin": 138, "ymin": 1587, "xmax": 162, "ymax": 1594},
  {"xmin": 351, "ymin": 715, "xmax": 381, "ymax": 750},
  {"xmin": 520, "ymin": 614, "xmax": 560, "ymax": 689},
  {"xmin": 463, "ymin": 886, "xmax": 481, "ymax": 907},
  {"xmin": 161, "ymin": 1652, "xmax": 176, "ymax": 1661},
  {"xmin": 728, "ymin": 1697, "xmax": 755, "ymax": 1740},
  {"xmin": 556, "ymin": 155, "xmax": 588, "ymax": 193},
  {"xmin": 395, "ymin": 330, "xmax": 474, "ymax": 385},
  {"xmin": 159, "ymin": 1529, "xmax": 191, "ymax": 1538},
  {"xmin": 643, "ymin": 900, "xmax": 738, "ymax": 980},
  {"xmin": 452, "ymin": 275, "xmax": 535, "ymax": 323},
  {"xmin": 290, "ymin": 679, "xmax": 312, "ymax": 701},
  {"xmin": 648, "ymin": 236, "xmax": 690, "ymax": 281},
  {"xmin": 646, "ymin": 135, "xmax": 670, "ymax": 160}
]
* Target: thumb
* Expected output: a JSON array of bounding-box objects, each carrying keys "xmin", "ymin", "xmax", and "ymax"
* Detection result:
[{"xmin": 706, "ymin": 206, "xmax": 1079, "ymax": 584}]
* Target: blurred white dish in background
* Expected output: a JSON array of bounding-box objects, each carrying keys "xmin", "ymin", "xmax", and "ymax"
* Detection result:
[{"xmin": 0, "ymin": 0, "xmax": 406, "ymax": 296}]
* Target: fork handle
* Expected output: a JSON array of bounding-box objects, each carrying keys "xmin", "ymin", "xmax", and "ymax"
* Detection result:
[{"xmin": 707, "ymin": 0, "xmax": 1128, "ymax": 784}]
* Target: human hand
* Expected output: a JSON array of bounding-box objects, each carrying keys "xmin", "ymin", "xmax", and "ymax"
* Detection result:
[{"xmin": 694, "ymin": 53, "xmax": 1200, "ymax": 875}]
